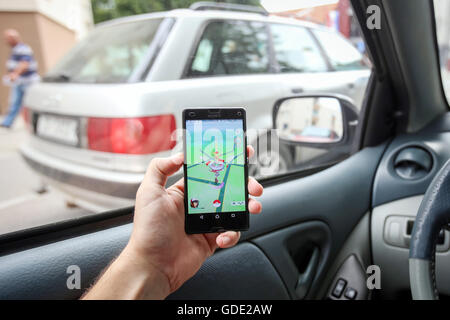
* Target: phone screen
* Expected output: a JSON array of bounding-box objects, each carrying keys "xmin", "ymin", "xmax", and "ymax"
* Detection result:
[{"xmin": 185, "ymin": 118, "xmax": 246, "ymax": 215}]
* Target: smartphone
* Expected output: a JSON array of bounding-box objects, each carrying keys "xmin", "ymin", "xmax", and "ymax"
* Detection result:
[{"xmin": 183, "ymin": 108, "xmax": 249, "ymax": 234}]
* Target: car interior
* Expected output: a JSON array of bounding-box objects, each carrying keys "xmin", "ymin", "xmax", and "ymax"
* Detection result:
[{"xmin": 1, "ymin": 0, "xmax": 450, "ymax": 300}]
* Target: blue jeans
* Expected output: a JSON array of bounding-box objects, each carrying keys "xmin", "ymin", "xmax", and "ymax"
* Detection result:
[{"xmin": 2, "ymin": 84, "xmax": 27, "ymax": 128}]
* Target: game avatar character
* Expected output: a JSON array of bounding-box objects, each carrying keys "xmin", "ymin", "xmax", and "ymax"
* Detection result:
[{"xmin": 190, "ymin": 198, "xmax": 199, "ymax": 208}]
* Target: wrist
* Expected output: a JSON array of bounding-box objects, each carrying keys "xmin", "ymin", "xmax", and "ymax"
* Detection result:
[
  {"xmin": 83, "ymin": 245, "xmax": 171, "ymax": 300},
  {"xmin": 116, "ymin": 245, "xmax": 171, "ymax": 299}
]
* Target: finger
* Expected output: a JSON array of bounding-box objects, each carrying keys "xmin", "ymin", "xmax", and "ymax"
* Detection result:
[
  {"xmin": 166, "ymin": 178, "xmax": 185, "ymax": 206},
  {"xmin": 217, "ymin": 231, "xmax": 241, "ymax": 248},
  {"xmin": 248, "ymin": 177, "xmax": 263, "ymax": 197},
  {"xmin": 247, "ymin": 145, "xmax": 254, "ymax": 159},
  {"xmin": 249, "ymin": 198, "xmax": 262, "ymax": 214},
  {"xmin": 168, "ymin": 177, "xmax": 184, "ymax": 193},
  {"xmin": 204, "ymin": 233, "xmax": 219, "ymax": 252},
  {"xmin": 144, "ymin": 153, "xmax": 184, "ymax": 188}
]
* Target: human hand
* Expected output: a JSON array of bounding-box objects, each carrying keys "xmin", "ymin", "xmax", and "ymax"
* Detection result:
[
  {"xmin": 8, "ymin": 72, "xmax": 18, "ymax": 82},
  {"xmin": 120, "ymin": 146, "xmax": 263, "ymax": 298}
]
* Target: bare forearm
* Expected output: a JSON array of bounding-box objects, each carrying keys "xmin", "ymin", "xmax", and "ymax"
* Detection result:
[
  {"xmin": 82, "ymin": 246, "xmax": 170, "ymax": 300},
  {"xmin": 11, "ymin": 61, "xmax": 29, "ymax": 77}
]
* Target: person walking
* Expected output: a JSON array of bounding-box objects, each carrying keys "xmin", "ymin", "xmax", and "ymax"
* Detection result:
[{"xmin": 1, "ymin": 29, "xmax": 40, "ymax": 128}]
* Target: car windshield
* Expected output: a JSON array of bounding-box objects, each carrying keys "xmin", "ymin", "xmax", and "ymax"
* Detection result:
[
  {"xmin": 43, "ymin": 18, "xmax": 163, "ymax": 83},
  {"xmin": 0, "ymin": 0, "xmax": 371, "ymax": 237},
  {"xmin": 433, "ymin": 0, "xmax": 450, "ymax": 106}
]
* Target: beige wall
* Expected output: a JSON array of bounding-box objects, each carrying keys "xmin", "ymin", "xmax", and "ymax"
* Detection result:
[
  {"xmin": 0, "ymin": 11, "xmax": 76, "ymax": 113},
  {"xmin": 35, "ymin": 13, "xmax": 76, "ymax": 71},
  {"xmin": 0, "ymin": 0, "xmax": 94, "ymax": 40}
]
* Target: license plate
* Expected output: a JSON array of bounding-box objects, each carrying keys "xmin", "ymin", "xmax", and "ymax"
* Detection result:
[{"xmin": 36, "ymin": 114, "xmax": 79, "ymax": 146}]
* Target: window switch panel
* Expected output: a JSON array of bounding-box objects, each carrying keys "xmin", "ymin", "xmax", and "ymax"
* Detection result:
[
  {"xmin": 332, "ymin": 278, "xmax": 347, "ymax": 298},
  {"xmin": 344, "ymin": 287, "xmax": 357, "ymax": 300}
]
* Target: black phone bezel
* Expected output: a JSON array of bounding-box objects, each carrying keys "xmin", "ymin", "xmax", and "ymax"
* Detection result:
[{"xmin": 183, "ymin": 108, "xmax": 249, "ymax": 234}]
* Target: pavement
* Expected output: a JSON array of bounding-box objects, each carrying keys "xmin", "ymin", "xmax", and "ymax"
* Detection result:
[{"xmin": 0, "ymin": 118, "xmax": 92, "ymax": 236}]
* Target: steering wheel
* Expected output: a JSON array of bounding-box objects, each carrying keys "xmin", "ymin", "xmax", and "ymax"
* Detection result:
[{"xmin": 409, "ymin": 159, "xmax": 450, "ymax": 299}]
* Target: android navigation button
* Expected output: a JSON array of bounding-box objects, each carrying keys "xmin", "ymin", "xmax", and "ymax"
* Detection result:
[
  {"xmin": 231, "ymin": 214, "xmax": 236, "ymax": 218},
  {"xmin": 199, "ymin": 215, "xmax": 204, "ymax": 220},
  {"xmin": 215, "ymin": 214, "xmax": 220, "ymax": 219}
]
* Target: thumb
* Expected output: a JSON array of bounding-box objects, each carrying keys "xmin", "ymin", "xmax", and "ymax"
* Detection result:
[{"xmin": 144, "ymin": 153, "xmax": 184, "ymax": 188}]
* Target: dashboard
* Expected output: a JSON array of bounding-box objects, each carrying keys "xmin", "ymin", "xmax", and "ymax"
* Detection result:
[{"xmin": 371, "ymin": 113, "xmax": 450, "ymax": 298}]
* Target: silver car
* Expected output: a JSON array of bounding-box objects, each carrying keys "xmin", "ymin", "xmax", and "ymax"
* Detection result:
[{"xmin": 21, "ymin": 5, "xmax": 371, "ymax": 211}]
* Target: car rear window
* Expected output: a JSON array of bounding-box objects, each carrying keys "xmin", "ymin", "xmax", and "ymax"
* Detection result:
[{"xmin": 43, "ymin": 18, "xmax": 164, "ymax": 84}]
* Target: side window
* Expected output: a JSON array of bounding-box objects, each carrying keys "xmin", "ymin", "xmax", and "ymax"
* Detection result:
[
  {"xmin": 270, "ymin": 24, "xmax": 328, "ymax": 73},
  {"xmin": 312, "ymin": 28, "xmax": 369, "ymax": 71},
  {"xmin": 188, "ymin": 20, "xmax": 270, "ymax": 77}
]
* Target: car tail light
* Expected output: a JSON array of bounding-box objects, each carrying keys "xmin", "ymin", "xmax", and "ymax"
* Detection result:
[{"xmin": 87, "ymin": 115, "xmax": 176, "ymax": 154}]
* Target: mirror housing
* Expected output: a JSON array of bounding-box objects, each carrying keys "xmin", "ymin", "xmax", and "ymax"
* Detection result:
[{"xmin": 273, "ymin": 94, "xmax": 359, "ymax": 149}]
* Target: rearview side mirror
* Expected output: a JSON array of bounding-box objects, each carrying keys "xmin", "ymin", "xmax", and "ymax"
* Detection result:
[{"xmin": 273, "ymin": 94, "xmax": 359, "ymax": 150}]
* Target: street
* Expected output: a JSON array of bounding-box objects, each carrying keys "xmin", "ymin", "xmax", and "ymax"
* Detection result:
[{"xmin": 0, "ymin": 118, "xmax": 92, "ymax": 235}]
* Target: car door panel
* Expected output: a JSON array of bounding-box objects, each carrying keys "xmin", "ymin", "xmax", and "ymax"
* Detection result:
[
  {"xmin": 245, "ymin": 143, "xmax": 386, "ymax": 241},
  {"xmin": 252, "ymin": 221, "xmax": 331, "ymax": 300},
  {"xmin": 276, "ymin": 72, "xmax": 348, "ymax": 96},
  {"xmin": 157, "ymin": 75, "xmax": 284, "ymax": 131},
  {"xmin": 0, "ymin": 143, "xmax": 385, "ymax": 299},
  {"xmin": 0, "ymin": 224, "xmax": 131, "ymax": 300},
  {"xmin": 168, "ymin": 242, "xmax": 290, "ymax": 300},
  {"xmin": 369, "ymin": 118, "xmax": 450, "ymax": 298},
  {"xmin": 276, "ymin": 71, "xmax": 370, "ymax": 109}
]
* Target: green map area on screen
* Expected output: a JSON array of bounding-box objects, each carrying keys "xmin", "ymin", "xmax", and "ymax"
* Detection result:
[{"xmin": 186, "ymin": 119, "xmax": 246, "ymax": 214}]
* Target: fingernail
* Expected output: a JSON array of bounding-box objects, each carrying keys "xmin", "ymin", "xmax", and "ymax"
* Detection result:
[
  {"xmin": 221, "ymin": 236, "xmax": 231, "ymax": 246},
  {"xmin": 173, "ymin": 153, "xmax": 184, "ymax": 165}
]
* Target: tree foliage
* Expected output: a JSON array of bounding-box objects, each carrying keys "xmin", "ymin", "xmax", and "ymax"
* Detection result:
[{"xmin": 92, "ymin": 0, "xmax": 261, "ymax": 24}]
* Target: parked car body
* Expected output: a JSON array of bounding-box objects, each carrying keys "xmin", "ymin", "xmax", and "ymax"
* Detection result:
[{"xmin": 20, "ymin": 7, "xmax": 371, "ymax": 211}]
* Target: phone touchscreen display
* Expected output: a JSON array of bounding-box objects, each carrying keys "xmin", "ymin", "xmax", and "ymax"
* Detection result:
[{"xmin": 185, "ymin": 119, "xmax": 246, "ymax": 214}]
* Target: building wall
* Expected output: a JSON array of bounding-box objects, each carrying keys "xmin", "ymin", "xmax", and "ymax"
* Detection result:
[
  {"xmin": 35, "ymin": 13, "xmax": 76, "ymax": 71},
  {"xmin": 0, "ymin": 0, "xmax": 93, "ymax": 39},
  {"xmin": 0, "ymin": 11, "xmax": 76, "ymax": 113},
  {"xmin": 33, "ymin": 0, "xmax": 93, "ymax": 40}
]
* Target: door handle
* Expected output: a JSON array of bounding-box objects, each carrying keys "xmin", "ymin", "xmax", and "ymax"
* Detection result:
[
  {"xmin": 251, "ymin": 221, "xmax": 331, "ymax": 300},
  {"xmin": 295, "ymin": 246, "xmax": 320, "ymax": 299},
  {"xmin": 291, "ymin": 87, "xmax": 304, "ymax": 94}
]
